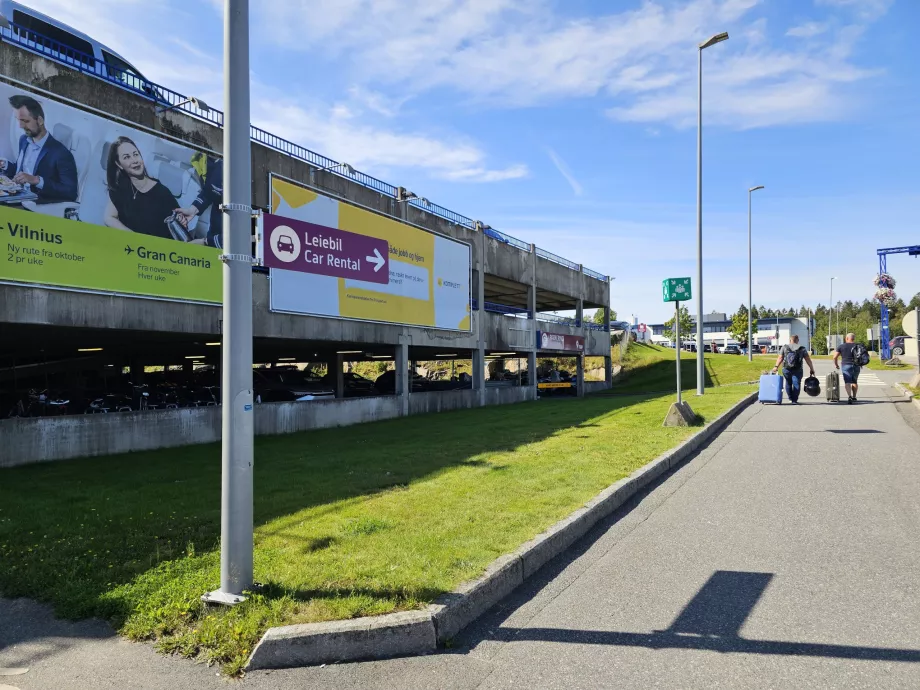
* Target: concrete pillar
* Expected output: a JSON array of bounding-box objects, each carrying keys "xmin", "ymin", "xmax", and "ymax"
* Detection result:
[
  {"xmin": 473, "ymin": 348, "xmax": 485, "ymax": 404},
  {"xmin": 395, "ymin": 342, "xmax": 409, "ymax": 416},
  {"xmin": 327, "ymin": 355, "xmax": 345, "ymax": 398},
  {"xmin": 576, "ymin": 298, "xmax": 584, "ymax": 328},
  {"xmin": 130, "ymin": 359, "xmax": 145, "ymax": 384},
  {"xmin": 577, "ymin": 354, "xmax": 585, "ymax": 398},
  {"xmin": 604, "ymin": 355, "xmax": 612, "ymax": 387}
]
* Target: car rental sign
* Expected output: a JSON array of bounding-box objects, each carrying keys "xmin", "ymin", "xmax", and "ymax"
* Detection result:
[{"xmin": 263, "ymin": 214, "xmax": 389, "ymax": 284}]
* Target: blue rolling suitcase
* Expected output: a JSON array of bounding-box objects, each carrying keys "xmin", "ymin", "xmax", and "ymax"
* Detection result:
[{"xmin": 758, "ymin": 374, "xmax": 783, "ymax": 404}]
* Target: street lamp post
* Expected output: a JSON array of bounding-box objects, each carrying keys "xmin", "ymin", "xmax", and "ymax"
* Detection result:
[
  {"xmin": 829, "ymin": 277, "xmax": 836, "ymax": 354},
  {"xmin": 202, "ymin": 0, "xmax": 254, "ymax": 606},
  {"xmin": 696, "ymin": 31, "xmax": 729, "ymax": 396},
  {"xmin": 747, "ymin": 185, "xmax": 764, "ymax": 362}
]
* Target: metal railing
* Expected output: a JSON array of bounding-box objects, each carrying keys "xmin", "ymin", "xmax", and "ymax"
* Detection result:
[
  {"xmin": 585, "ymin": 322, "xmax": 610, "ymax": 332},
  {"xmin": 485, "ymin": 302, "xmax": 530, "ymax": 318},
  {"xmin": 0, "ymin": 20, "xmax": 609, "ymax": 281},
  {"xmin": 536, "ymin": 247, "xmax": 580, "ymax": 271},
  {"xmin": 483, "ymin": 227, "xmax": 531, "ymax": 253},
  {"xmin": 536, "ymin": 312, "xmax": 579, "ymax": 326}
]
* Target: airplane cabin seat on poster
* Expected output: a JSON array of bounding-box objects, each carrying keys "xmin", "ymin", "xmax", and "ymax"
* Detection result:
[{"xmin": 0, "ymin": 83, "xmax": 223, "ymax": 303}]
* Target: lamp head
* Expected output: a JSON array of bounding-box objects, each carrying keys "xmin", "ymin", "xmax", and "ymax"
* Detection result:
[
  {"xmin": 699, "ymin": 32, "xmax": 729, "ymax": 49},
  {"xmin": 749, "ymin": 185, "xmax": 764, "ymax": 192}
]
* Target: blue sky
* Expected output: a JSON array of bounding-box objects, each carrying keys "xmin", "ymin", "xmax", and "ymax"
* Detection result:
[{"xmin": 29, "ymin": 0, "xmax": 920, "ymax": 322}]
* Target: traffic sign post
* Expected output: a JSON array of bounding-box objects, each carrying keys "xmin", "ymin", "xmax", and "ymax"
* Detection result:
[
  {"xmin": 662, "ymin": 278, "xmax": 697, "ymax": 427},
  {"xmin": 674, "ymin": 300, "xmax": 682, "ymax": 405}
]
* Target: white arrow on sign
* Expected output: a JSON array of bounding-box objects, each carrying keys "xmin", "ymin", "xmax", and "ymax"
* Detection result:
[{"xmin": 366, "ymin": 248, "xmax": 385, "ymax": 272}]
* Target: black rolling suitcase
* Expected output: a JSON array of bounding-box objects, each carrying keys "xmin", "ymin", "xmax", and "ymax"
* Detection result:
[{"xmin": 826, "ymin": 371, "xmax": 840, "ymax": 402}]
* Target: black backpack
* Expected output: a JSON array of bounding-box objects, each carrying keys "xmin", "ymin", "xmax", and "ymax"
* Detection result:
[
  {"xmin": 852, "ymin": 343, "xmax": 870, "ymax": 366},
  {"xmin": 783, "ymin": 346, "xmax": 804, "ymax": 370}
]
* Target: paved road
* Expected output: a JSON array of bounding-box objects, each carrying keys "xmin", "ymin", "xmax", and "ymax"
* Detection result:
[{"xmin": 3, "ymin": 362, "xmax": 919, "ymax": 689}]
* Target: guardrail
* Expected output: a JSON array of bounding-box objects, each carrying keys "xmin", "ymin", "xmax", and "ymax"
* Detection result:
[
  {"xmin": 536, "ymin": 312, "xmax": 578, "ymax": 326},
  {"xmin": 0, "ymin": 20, "xmax": 608, "ymax": 281},
  {"xmin": 585, "ymin": 322, "xmax": 610, "ymax": 332},
  {"xmin": 485, "ymin": 302, "xmax": 531, "ymax": 318},
  {"xmin": 483, "ymin": 227, "xmax": 531, "ymax": 253},
  {"xmin": 536, "ymin": 248, "xmax": 580, "ymax": 271}
]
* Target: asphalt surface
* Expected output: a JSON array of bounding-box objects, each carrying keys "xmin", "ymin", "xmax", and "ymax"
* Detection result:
[{"xmin": 2, "ymin": 361, "xmax": 919, "ymax": 690}]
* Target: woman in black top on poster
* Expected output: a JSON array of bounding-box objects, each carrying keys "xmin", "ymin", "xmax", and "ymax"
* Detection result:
[{"xmin": 103, "ymin": 136, "xmax": 187, "ymax": 240}]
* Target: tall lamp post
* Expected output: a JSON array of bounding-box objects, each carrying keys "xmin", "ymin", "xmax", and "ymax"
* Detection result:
[
  {"xmin": 747, "ymin": 185, "xmax": 764, "ymax": 362},
  {"xmin": 203, "ymin": 0, "xmax": 254, "ymax": 606},
  {"xmin": 696, "ymin": 31, "xmax": 729, "ymax": 395},
  {"xmin": 829, "ymin": 277, "xmax": 836, "ymax": 354}
]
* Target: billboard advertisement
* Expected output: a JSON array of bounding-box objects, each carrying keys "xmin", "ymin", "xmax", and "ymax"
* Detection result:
[
  {"xmin": 538, "ymin": 331, "xmax": 585, "ymax": 352},
  {"xmin": 0, "ymin": 84, "xmax": 221, "ymax": 303},
  {"xmin": 265, "ymin": 175, "xmax": 471, "ymax": 331}
]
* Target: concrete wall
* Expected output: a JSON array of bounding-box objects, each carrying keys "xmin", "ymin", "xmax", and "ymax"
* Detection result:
[
  {"xmin": 408, "ymin": 389, "xmax": 478, "ymax": 416},
  {"xmin": 485, "ymin": 385, "xmax": 536, "ymax": 406},
  {"xmin": 2, "ymin": 407, "xmax": 221, "ymax": 467},
  {"xmin": 256, "ymin": 396, "xmax": 401, "ymax": 436},
  {"xmin": 2, "ymin": 386, "xmax": 540, "ymax": 467},
  {"xmin": 584, "ymin": 381, "xmax": 609, "ymax": 395}
]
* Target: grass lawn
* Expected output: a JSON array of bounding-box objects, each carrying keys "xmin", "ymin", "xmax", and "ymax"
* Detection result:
[
  {"xmin": 0, "ymin": 386, "xmax": 753, "ymax": 675},
  {"xmin": 611, "ymin": 343, "xmax": 765, "ymax": 394}
]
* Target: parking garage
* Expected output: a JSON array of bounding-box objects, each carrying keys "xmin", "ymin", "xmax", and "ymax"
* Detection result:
[{"xmin": 0, "ymin": 41, "xmax": 613, "ymax": 467}]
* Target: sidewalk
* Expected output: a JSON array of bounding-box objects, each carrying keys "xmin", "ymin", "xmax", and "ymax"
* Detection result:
[{"xmin": 3, "ymin": 364, "xmax": 920, "ymax": 689}]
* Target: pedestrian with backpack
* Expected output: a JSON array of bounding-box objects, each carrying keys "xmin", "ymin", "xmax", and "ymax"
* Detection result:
[
  {"xmin": 771, "ymin": 335, "xmax": 816, "ymax": 404},
  {"xmin": 833, "ymin": 333, "xmax": 870, "ymax": 404}
]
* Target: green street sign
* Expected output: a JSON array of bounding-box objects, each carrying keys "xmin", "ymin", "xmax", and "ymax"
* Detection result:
[{"xmin": 662, "ymin": 277, "xmax": 692, "ymax": 303}]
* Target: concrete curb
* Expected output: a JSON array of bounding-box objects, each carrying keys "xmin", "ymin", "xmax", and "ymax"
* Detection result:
[
  {"xmin": 894, "ymin": 383, "xmax": 920, "ymax": 411},
  {"xmin": 246, "ymin": 390, "xmax": 758, "ymax": 670}
]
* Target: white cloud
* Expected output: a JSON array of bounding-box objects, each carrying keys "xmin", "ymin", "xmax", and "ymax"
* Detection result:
[
  {"xmin": 786, "ymin": 22, "xmax": 828, "ymax": 38},
  {"xmin": 21, "ymin": 0, "xmax": 222, "ymax": 97},
  {"xmin": 251, "ymin": 92, "xmax": 527, "ymax": 182},
  {"xmin": 258, "ymin": 0, "xmax": 888, "ymax": 130},
  {"xmin": 545, "ymin": 148, "xmax": 584, "ymax": 196},
  {"xmin": 19, "ymin": 0, "xmax": 524, "ymax": 183}
]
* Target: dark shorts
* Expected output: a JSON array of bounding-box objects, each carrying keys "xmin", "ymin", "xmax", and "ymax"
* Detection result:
[{"xmin": 841, "ymin": 364, "xmax": 860, "ymax": 384}]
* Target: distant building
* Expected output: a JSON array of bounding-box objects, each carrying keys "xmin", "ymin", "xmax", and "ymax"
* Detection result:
[{"xmin": 648, "ymin": 314, "xmax": 815, "ymax": 352}]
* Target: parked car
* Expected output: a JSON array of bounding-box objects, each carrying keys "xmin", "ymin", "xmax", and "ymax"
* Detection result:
[
  {"xmin": 722, "ymin": 345, "xmax": 742, "ymax": 355},
  {"xmin": 253, "ymin": 368, "xmax": 334, "ymax": 403},
  {"xmin": 374, "ymin": 369, "xmax": 428, "ymax": 394},
  {"xmin": 320, "ymin": 372, "xmax": 378, "ymax": 397},
  {"xmin": 889, "ymin": 336, "xmax": 911, "ymax": 356},
  {"xmin": 0, "ymin": 1, "xmax": 164, "ymax": 102}
]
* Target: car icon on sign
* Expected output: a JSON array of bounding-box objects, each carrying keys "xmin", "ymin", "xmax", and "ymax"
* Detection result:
[{"xmin": 276, "ymin": 234, "xmax": 296, "ymax": 254}]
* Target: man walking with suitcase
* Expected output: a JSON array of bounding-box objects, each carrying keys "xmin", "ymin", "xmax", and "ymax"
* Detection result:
[
  {"xmin": 833, "ymin": 333, "xmax": 869, "ymax": 404},
  {"xmin": 771, "ymin": 335, "xmax": 816, "ymax": 404}
]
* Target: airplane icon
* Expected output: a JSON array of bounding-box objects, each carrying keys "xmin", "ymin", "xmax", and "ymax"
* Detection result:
[{"xmin": 124, "ymin": 246, "xmax": 134, "ymax": 255}]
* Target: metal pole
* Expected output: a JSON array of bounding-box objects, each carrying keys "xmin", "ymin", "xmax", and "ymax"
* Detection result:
[
  {"xmin": 747, "ymin": 190, "xmax": 752, "ymax": 362},
  {"xmin": 676, "ymin": 300, "xmax": 682, "ymax": 405},
  {"xmin": 836, "ymin": 302, "xmax": 840, "ymax": 346},
  {"xmin": 696, "ymin": 47, "xmax": 705, "ymax": 395},
  {"xmin": 915, "ymin": 306, "xmax": 920, "ymax": 372},
  {"xmin": 829, "ymin": 278, "xmax": 834, "ymax": 354},
  {"xmin": 204, "ymin": 0, "xmax": 253, "ymax": 605}
]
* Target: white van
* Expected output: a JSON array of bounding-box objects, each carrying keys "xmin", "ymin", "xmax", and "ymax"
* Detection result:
[{"xmin": 0, "ymin": 1, "xmax": 159, "ymax": 99}]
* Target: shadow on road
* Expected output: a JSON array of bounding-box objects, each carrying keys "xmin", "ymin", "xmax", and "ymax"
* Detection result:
[{"xmin": 461, "ymin": 569, "xmax": 920, "ymax": 664}]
